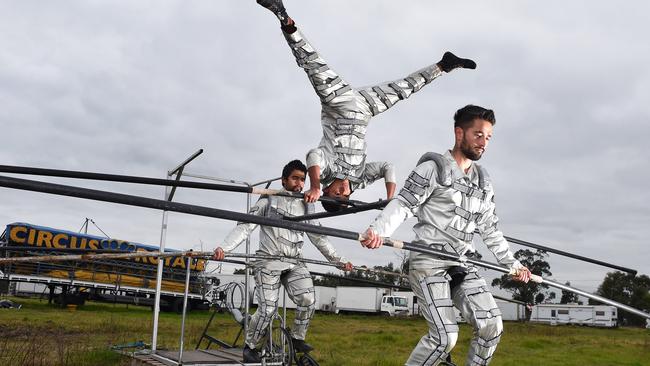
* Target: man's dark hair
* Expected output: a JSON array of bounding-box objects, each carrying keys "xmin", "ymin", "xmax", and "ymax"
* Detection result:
[
  {"xmin": 282, "ymin": 159, "xmax": 307, "ymax": 179},
  {"xmin": 453, "ymin": 105, "xmax": 496, "ymax": 130}
]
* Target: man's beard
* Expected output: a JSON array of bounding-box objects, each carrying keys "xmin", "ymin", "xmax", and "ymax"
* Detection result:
[{"xmin": 461, "ymin": 141, "xmax": 484, "ymax": 161}]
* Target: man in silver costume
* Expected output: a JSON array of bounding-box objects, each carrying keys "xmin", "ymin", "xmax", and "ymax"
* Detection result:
[
  {"xmin": 214, "ymin": 160, "xmax": 352, "ymax": 363},
  {"xmin": 256, "ymin": 0, "xmax": 477, "ymax": 210},
  {"xmin": 361, "ymin": 105, "xmax": 532, "ymax": 366}
]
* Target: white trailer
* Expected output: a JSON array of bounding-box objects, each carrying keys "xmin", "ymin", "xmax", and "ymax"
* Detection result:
[
  {"xmin": 530, "ymin": 304, "xmax": 617, "ymax": 327},
  {"xmin": 334, "ymin": 286, "xmax": 409, "ymax": 316}
]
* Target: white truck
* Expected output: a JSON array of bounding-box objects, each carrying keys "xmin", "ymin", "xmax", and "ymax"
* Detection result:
[{"xmin": 334, "ymin": 286, "xmax": 409, "ymax": 316}]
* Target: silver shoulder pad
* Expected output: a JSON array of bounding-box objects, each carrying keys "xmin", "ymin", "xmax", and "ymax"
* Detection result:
[{"xmin": 416, "ymin": 152, "xmax": 452, "ymax": 186}]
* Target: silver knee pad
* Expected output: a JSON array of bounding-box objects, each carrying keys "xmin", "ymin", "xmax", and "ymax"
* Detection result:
[
  {"xmin": 453, "ymin": 276, "xmax": 503, "ymax": 366},
  {"xmin": 282, "ymin": 266, "xmax": 316, "ymax": 340}
]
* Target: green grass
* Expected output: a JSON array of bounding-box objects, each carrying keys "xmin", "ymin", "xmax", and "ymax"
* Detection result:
[{"xmin": 0, "ymin": 296, "xmax": 649, "ymax": 365}]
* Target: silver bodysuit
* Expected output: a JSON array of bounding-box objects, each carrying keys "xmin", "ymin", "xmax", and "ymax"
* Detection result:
[
  {"xmin": 283, "ymin": 27, "xmax": 445, "ymax": 190},
  {"xmin": 369, "ymin": 151, "xmax": 522, "ymax": 366},
  {"xmin": 222, "ymin": 191, "xmax": 346, "ymax": 347}
]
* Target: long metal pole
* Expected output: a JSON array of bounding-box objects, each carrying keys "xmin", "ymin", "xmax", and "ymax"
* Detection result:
[
  {"xmin": 243, "ymin": 189, "xmax": 251, "ymax": 344},
  {"xmin": 382, "ymin": 238, "xmax": 650, "ymax": 320},
  {"xmin": 153, "ymin": 167, "xmax": 186, "ymax": 352},
  {"xmin": 151, "ymin": 184, "xmax": 170, "ymax": 352},
  {"xmin": 0, "ymin": 174, "xmax": 647, "ymax": 320},
  {"xmin": 225, "ymin": 253, "xmax": 403, "ymax": 278},
  {"xmin": 285, "ymin": 199, "xmax": 389, "ymax": 221},
  {"xmin": 182, "ymin": 172, "xmax": 249, "ymax": 186},
  {"xmin": 0, "ymin": 252, "xmax": 392, "ymax": 281},
  {"xmin": 223, "ymin": 259, "xmax": 527, "ymax": 306},
  {"xmin": 0, "ymin": 164, "xmax": 355, "ymax": 207},
  {"xmin": 502, "ymin": 235, "xmax": 637, "ymax": 275},
  {"xmin": 178, "ymin": 256, "xmax": 192, "ymax": 364}
]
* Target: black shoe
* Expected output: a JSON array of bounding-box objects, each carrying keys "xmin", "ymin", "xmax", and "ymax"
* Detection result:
[
  {"xmin": 291, "ymin": 338, "xmax": 314, "ymax": 353},
  {"xmin": 256, "ymin": 0, "xmax": 289, "ymax": 23},
  {"xmin": 437, "ymin": 51, "xmax": 476, "ymax": 72},
  {"xmin": 243, "ymin": 345, "xmax": 261, "ymax": 363}
]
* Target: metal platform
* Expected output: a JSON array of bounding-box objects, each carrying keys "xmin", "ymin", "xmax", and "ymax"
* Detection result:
[{"xmin": 132, "ymin": 349, "xmax": 283, "ymax": 366}]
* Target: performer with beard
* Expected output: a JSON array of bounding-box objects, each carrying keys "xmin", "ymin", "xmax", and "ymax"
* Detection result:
[{"xmin": 361, "ymin": 105, "xmax": 532, "ymax": 366}]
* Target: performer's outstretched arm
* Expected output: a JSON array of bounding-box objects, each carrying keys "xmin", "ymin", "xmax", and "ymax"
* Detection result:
[{"xmin": 213, "ymin": 197, "xmax": 267, "ymax": 259}]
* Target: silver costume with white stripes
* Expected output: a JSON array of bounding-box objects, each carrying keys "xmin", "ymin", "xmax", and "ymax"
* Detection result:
[
  {"xmin": 283, "ymin": 27, "xmax": 445, "ymax": 190},
  {"xmin": 222, "ymin": 191, "xmax": 346, "ymax": 347},
  {"xmin": 369, "ymin": 151, "xmax": 523, "ymax": 366}
]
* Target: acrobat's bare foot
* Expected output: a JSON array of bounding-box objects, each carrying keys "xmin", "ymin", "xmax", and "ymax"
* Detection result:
[{"xmin": 437, "ymin": 51, "xmax": 477, "ymax": 72}]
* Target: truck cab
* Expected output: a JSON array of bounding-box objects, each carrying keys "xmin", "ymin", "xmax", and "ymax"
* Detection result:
[{"xmin": 380, "ymin": 295, "xmax": 409, "ymax": 316}]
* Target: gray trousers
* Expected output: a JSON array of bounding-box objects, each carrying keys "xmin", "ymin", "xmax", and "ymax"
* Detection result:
[
  {"xmin": 406, "ymin": 268, "xmax": 503, "ymax": 366},
  {"xmin": 246, "ymin": 265, "xmax": 316, "ymax": 348}
]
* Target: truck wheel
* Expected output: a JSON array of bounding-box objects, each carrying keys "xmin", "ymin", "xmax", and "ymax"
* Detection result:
[{"xmin": 381, "ymin": 311, "xmax": 391, "ymax": 317}]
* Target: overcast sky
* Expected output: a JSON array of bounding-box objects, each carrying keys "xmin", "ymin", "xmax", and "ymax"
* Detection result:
[{"xmin": 1, "ymin": 1, "xmax": 648, "ymax": 297}]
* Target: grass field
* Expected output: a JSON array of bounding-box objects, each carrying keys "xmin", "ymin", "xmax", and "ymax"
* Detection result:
[{"xmin": 0, "ymin": 296, "xmax": 648, "ymax": 366}]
